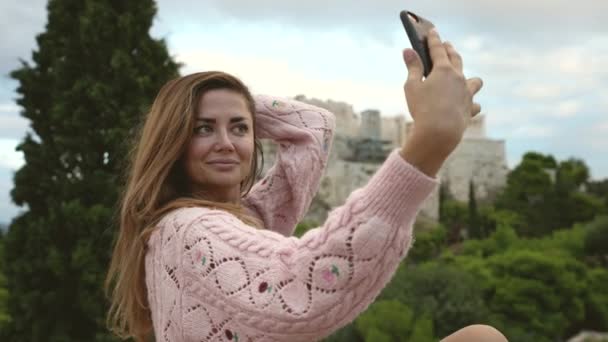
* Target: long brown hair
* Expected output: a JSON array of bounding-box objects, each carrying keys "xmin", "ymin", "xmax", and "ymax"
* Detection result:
[{"xmin": 104, "ymin": 71, "xmax": 264, "ymax": 341}]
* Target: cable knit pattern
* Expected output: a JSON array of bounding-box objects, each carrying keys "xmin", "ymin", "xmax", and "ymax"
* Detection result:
[
  {"xmin": 145, "ymin": 95, "xmax": 438, "ymax": 341},
  {"xmin": 243, "ymin": 94, "xmax": 335, "ymax": 237}
]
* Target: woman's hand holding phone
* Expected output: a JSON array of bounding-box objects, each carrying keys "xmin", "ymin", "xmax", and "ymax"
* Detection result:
[{"xmin": 399, "ymin": 29, "xmax": 483, "ymax": 177}]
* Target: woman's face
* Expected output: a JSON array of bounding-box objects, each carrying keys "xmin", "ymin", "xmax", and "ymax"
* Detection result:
[{"xmin": 183, "ymin": 88, "xmax": 254, "ymax": 201}]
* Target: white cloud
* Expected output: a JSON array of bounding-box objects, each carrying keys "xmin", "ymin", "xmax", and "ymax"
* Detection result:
[
  {"xmin": 0, "ymin": 104, "xmax": 19, "ymax": 113},
  {"xmin": 513, "ymin": 125, "xmax": 556, "ymax": 138},
  {"xmin": 461, "ymin": 35, "xmax": 484, "ymax": 51},
  {"xmin": 177, "ymin": 50, "xmax": 407, "ymax": 116},
  {"xmin": 156, "ymin": 0, "xmax": 608, "ymax": 43},
  {"xmin": 554, "ymin": 100, "xmax": 582, "ymax": 118},
  {"xmin": 0, "ymin": 103, "xmax": 29, "ymax": 139},
  {"xmin": 0, "ymin": 138, "xmax": 24, "ymax": 170},
  {"xmin": 594, "ymin": 121, "xmax": 608, "ymax": 134},
  {"xmin": 513, "ymin": 84, "xmax": 564, "ymax": 101}
]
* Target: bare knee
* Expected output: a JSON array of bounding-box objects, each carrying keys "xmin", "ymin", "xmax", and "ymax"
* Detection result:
[{"xmin": 440, "ymin": 324, "xmax": 508, "ymax": 342}]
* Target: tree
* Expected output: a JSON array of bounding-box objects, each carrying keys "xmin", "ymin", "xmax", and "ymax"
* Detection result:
[
  {"xmin": 2, "ymin": 0, "xmax": 179, "ymax": 340},
  {"xmin": 409, "ymin": 315, "xmax": 435, "ymax": 342},
  {"xmin": 556, "ymin": 158, "xmax": 590, "ymax": 191},
  {"xmin": 496, "ymin": 152, "xmax": 556, "ymax": 236},
  {"xmin": 468, "ymin": 180, "xmax": 482, "ymax": 239},
  {"xmin": 484, "ymin": 250, "xmax": 587, "ymax": 341},
  {"xmin": 407, "ymin": 224, "xmax": 447, "ymax": 263},
  {"xmin": 583, "ymin": 268, "xmax": 608, "ymax": 332},
  {"xmin": 587, "ymin": 179, "xmax": 608, "ymax": 211},
  {"xmin": 354, "ymin": 300, "xmax": 414, "ymax": 341},
  {"xmin": 440, "ymin": 200, "xmax": 468, "ymax": 244},
  {"xmin": 497, "ymin": 152, "xmax": 603, "ymax": 236},
  {"xmin": 380, "ymin": 262, "xmax": 489, "ymax": 338},
  {"xmin": 0, "ymin": 231, "xmax": 9, "ymax": 330},
  {"xmin": 584, "ymin": 215, "xmax": 608, "ymax": 266}
]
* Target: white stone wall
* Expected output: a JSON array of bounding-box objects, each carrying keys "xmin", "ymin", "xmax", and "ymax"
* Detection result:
[
  {"xmin": 294, "ymin": 95, "xmax": 359, "ymax": 137},
  {"xmin": 360, "ymin": 110, "xmax": 382, "ymax": 139},
  {"xmin": 382, "ymin": 116, "xmax": 407, "ymax": 147},
  {"xmin": 440, "ymin": 138, "xmax": 509, "ymax": 202}
]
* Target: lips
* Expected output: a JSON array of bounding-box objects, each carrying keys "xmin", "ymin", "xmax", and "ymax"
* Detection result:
[
  {"xmin": 206, "ymin": 159, "xmax": 239, "ymax": 165},
  {"xmin": 206, "ymin": 159, "xmax": 239, "ymax": 171}
]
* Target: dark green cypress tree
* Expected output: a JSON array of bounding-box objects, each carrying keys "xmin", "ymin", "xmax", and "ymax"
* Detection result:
[
  {"xmin": 2, "ymin": 0, "xmax": 179, "ymax": 340},
  {"xmin": 468, "ymin": 180, "xmax": 481, "ymax": 239}
]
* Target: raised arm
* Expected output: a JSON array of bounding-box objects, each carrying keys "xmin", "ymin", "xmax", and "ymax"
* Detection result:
[
  {"xmin": 151, "ymin": 150, "xmax": 437, "ymax": 341},
  {"xmin": 242, "ymin": 94, "xmax": 336, "ymax": 237}
]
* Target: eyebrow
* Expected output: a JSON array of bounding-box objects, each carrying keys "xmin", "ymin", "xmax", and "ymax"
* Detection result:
[{"xmin": 195, "ymin": 116, "xmax": 247, "ymax": 123}]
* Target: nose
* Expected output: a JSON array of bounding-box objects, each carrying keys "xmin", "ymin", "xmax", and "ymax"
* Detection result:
[{"xmin": 213, "ymin": 129, "xmax": 235, "ymax": 152}]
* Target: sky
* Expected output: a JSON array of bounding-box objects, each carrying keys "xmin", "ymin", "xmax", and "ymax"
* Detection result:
[{"xmin": 1, "ymin": 0, "xmax": 607, "ymax": 224}]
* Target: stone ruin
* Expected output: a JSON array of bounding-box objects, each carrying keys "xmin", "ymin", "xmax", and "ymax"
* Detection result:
[{"xmin": 260, "ymin": 95, "xmax": 509, "ymax": 225}]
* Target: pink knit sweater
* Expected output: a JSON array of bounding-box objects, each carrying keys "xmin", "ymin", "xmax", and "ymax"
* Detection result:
[{"xmin": 145, "ymin": 95, "xmax": 438, "ymax": 341}]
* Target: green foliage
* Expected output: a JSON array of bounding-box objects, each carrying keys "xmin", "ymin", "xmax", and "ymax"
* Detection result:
[
  {"xmin": 2, "ymin": 0, "xmax": 179, "ymax": 340},
  {"xmin": 587, "ymin": 179, "xmax": 608, "ymax": 211},
  {"xmin": 557, "ymin": 158, "xmax": 590, "ymax": 191},
  {"xmin": 441, "ymin": 218, "xmax": 608, "ymax": 341},
  {"xmin": 496, "ymin": 153, "xmax": 556, "ymax": 236},
  {"xmin": 362, "ymin": 328, "xmax": 392, "ymax": 342},
  {"xmin": 0, "ymin": 232, "xmax": 9, "ymax": 329},
  {"xmin": 460, "ymin": 225, "xmax": 519, "ymax": 258},
  {"xmin": 323, "ymin": 323, "xmax": 363, "ymax": 342},
  {"xmin": 354, "ymin": 300, "xmax": 413, "ymax": 341},
  {"xmin": 409, "ymin": 315, "xmax": 435, "ymax": 342},
  {"xmin": 380, "ymin": 262, "xmax": 488, "ymax": 338},
  {"xmin": 497, "ymin": 152, "xmax": 603, "ymax": 236},
  {"xmin": 584, "ymin": 215, "xmax": 608, "ymax": 263},
  {"xmin": 519, "ymin": 223, "xmax": 587, "ymax": 259},
  {"xmin": 468, "ymin": 180, "xmax": 482, "ymax": 239},
  {"xmin": 408, "ymin": 225, "xmax": 447, "ymax": 263},
  {"xmin": 584, "ymin": 268, "xmax": 608, "ymax": 331},
  {"xmin": 485, "ymin": 250, "xmax": 587, "ymax": 340},
  {"xmin": 478, "ymin": 206, "xmax": 525, "ymax": 238},
  {"xmin": 558, "ymin": 192, "xmax": 605, "ymax": 229},
  {"xmin": 294, "ymin": 220, "xmax": 318, "ymax": 237},
  {"xmin": 440, "ymin": 200, "xmax": 468, "ymax": 243},
  {"xmin": 521, "ymin": 152, "xmax": 558, "ymax": 169}
]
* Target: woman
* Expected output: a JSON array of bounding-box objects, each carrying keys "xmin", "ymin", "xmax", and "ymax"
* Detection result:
[{"xmin": 106, "ymin": 29, "xmax": 507, "ymax": 341}]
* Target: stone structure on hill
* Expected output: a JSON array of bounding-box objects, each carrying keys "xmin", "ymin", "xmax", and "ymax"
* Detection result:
[{"xmin": 260, "ymin": 95, "xmax": 509, "ymax": 225}]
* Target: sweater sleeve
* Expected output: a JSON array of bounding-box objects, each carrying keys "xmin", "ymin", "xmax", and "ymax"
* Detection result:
[
  {"xmin": 242, "ymin": 94, "xmax": 335, "ymax": 237},
  {"xmin": 149, "ymin": 149, "xmax": 438, "ymax": 342}
]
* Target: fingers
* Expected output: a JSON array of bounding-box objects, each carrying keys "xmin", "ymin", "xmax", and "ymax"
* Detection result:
[
  {"xmin": 468, "ymin": 78, "xmax": 483, "ymax": 116},
  {"xmin": 427, "ymin": 29, "xmax": 450, "ymax": 68},
  {"xmin": 467, "ymin": 77, "xmax": 484, "ymax": 95},
  {"xmin": 403, "ymin": 48, "xmax": 424, "ymax": 84},
  {"xmin": 444, "ymin": 42, "xmax": 463, "ymax": 72},
  {"xmin": 471, "ymin": 102, "xmax": 482, "ymax": 117}
]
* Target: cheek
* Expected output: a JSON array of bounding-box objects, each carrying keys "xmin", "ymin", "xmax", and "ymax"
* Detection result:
[
  {"xmin": 189, "ymin": 139, "xmax": 211, "ymax": 156},
  {"xmin": 185, "ymin": 139, "xmax": 211, "ymax": 166},
  {"xmin": 237, "ymin": 138, "xmax": 255, "ymax": 160}
]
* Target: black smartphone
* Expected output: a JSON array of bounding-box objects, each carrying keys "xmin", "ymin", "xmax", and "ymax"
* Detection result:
[{"xmin": 400, "ymin": 10, "xmax": 435, "ymax": 77}]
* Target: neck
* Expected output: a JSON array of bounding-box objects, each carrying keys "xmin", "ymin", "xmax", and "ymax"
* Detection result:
[{"xmin": 191, "ymin": 185, "xmax": 241, "ymax": 205}]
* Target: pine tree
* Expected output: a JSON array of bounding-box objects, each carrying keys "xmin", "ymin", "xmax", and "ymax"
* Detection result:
[{"xmin": 2, "ymin": 0, "xmax": 179, "ymax": 340}]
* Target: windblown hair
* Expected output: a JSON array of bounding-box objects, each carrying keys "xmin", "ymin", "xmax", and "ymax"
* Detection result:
[{"xmin": 105, "ymin": 71, "xmax": 264, "ymax": 341}]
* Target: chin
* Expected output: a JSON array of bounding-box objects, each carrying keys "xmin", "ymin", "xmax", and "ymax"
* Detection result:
[{"xmin": 205, "ymin": 173, "xmax": 243, "ymax": 188}]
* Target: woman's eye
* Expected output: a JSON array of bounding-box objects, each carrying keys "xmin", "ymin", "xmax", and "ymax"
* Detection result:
[
  {"xmin": 195, "ymin": 125, "xmax": 213, "ymax": 134},
  {"xmin": 233, "ymin": 124, "xmax": 249, "ymax": 134}
]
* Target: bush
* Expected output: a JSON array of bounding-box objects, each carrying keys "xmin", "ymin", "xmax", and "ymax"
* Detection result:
[
  {"xmin": 408, "ymin": 225, "xmax": 447, "ymax": 263},
  {"xmin": 584, "ymin": 216, "xmax": 608, "ymax": 260},
  {"xmin": 381, "ymin": 262, "xmax": 488, "ymax": 338},
  {"xmin": 354, "ymin": 300, "xmax": 413, "ymax": 341},
  {"xmin": 485, "ymin": 250, "xmax": 587, "ymax": 341}
]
